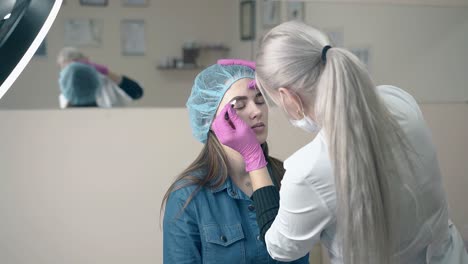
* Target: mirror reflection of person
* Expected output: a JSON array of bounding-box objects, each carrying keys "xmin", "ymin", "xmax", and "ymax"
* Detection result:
[
  {"xmin": 161, "ymin": 59, "xmax": 309, "ymax": 264},
  {"xmin": 56, "ymin": 47, "xmax": 143, "ymax": 108}
]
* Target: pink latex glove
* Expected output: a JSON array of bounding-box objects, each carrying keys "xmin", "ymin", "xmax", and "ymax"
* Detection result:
[
  {"xmin": 212, "ymin": 103, "xmax": 267, "ymax": 172},
  {"xmin": 247, "ymin": 80, "xmax": 256, "ymax": 90},
  {"xmin": 75, "ymin": 59, "xmax": 109, "ymax": 75},
  {"xmin": 217, "ymin": 59, "xmax": 256, "ymax": 70}
]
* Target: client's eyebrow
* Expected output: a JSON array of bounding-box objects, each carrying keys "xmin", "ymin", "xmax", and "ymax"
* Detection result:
[{"xmin": 230, "ymin": 96, "xmax": 248, "ymax": 102}]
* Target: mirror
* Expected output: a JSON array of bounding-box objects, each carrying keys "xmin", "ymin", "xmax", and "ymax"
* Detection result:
[
  {"xmin": 0, "ymin": 0, "xmax": 62, "ymax": 100},
  {"xmin": 0, "ymin": 0, "xmax": 467, "ymax": 109},
  {"xmin": 1, "ymin": 0, "xmax": 249, "ymax": 109}
]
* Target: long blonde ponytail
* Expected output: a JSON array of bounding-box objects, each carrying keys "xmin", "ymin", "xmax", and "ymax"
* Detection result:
[
  {"xmin": 316, "ymin": 47, "xmax": 402, "ymax": 264},
  {"xmin": 256, "ymin": 21, "xmax": 407, "ymax": 264}
]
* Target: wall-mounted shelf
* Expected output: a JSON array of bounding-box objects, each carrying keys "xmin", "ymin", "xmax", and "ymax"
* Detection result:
[
  {"xmin": 157, "ymin": 43, "xmax": 230, "ymax": 71},
  {"xmin": 199, "ymin": 46, "xmax": 230, "ymax": 52}
]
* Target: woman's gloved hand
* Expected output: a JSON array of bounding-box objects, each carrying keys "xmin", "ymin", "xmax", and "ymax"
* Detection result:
[
  {"xmin": 75, "ymin": 59, "xmax": 109, "ymax": 76},
  {"xmin": 212, "ymin": 103, "xmax": 267, "ymax": 172}
]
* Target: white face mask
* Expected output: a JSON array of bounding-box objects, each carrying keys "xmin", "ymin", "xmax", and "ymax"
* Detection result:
[
  {"xmin": 280, "ymin": 91, "xmax": 321, "ymax": 133},
  {"xmin": 289, "ymin": 114, "xmax": 321, "ymax": 133}
]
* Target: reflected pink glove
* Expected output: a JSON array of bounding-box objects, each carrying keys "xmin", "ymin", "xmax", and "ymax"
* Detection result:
[
  {"xmin": 217, "ymin": 59, "xmax": 256, "ymax": 70},
  {"xmin": 75, "ymin": 59, "xmax": 109, "ymax": 75},
  {"xmin": 212, "ymin": 103, "xmax": 267, "ymax": 172}
]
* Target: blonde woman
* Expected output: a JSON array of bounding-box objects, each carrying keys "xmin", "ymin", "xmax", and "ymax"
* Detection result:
[{"xmin": 212, "ymin": 22, "xmax": 468, "ymax": 264}]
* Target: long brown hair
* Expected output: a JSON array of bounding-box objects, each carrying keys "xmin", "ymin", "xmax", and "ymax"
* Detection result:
[{"xmin": 160, "ymin": 131, "xmax": 284, "ymax": 218}]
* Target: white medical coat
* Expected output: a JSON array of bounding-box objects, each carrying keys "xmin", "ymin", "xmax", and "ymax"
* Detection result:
[{"xmin": 265, "ymin": 85, "xmax": 468, "ymax": 264}]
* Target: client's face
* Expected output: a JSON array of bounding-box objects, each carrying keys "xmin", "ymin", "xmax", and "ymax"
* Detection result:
[{"xmin": 216, "ymin": 78, "xmax": 269, "ymax": 144}]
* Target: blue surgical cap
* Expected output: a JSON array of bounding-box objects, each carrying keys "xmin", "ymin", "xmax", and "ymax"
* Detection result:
[
  {"xmin": 187, "ymin": 64, "xmax": 255, "ymax": 143},
  {"xmin": 59, "ymin": 62, "xmax": 101, "ymax": 106}
]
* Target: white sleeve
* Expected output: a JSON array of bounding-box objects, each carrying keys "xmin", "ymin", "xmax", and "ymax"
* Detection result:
[
  {"xmin": 265, "ymin": 169, "xmax": 334, "ymax": 262},
  {"xmin": 377, "ymin": 85, "xmax": 424, "ymax": 121},
  {"xmin": 59, "ymin": 94, "xmax": 68, "ymax": 109}
]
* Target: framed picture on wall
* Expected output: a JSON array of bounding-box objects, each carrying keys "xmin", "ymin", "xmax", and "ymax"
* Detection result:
[
  {"xmin": 122, "ymin": 0, "xmax": 148, "ymax": 7},
  {"xmin": 323, "ymin": 27, "xmax": 344, "ymax": 47},
  {"xmin": 121, "ymin": 19, "xmax": 146, "ymax": 55},
  {"xmin": 80, "ymin": 0, "xmax": 108, "ymax": 6},
  {"xmin": 349, "ymin": 46, "xmax": 372, "ymax": 72},
  {"xmin": 240, "ymin": 0, "xmax": 255, "ymax": 41},
  {"xmin": 64, "ymin": 19, "xmax": 103, "ymax": 47},
  {"xmin": 287, "ymin": 2, "xmax": 305, "ymax": 21},
  {"xmin": 262, "ymin": 0, "xmax": 281, "ymax": 27}
]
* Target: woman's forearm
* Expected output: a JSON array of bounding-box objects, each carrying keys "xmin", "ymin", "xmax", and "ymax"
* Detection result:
[{"xmin": 249, "ymin": 166, "xmax": 273, "ymax": 191}]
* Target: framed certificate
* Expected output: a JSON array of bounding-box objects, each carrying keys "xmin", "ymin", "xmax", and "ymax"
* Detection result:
[
  {"xmin": 122, "ymin": 0, "xmax": 148, "ymax": 6},
  {"xmin": 64, "ymin": 19, "xmax": 103, "ymax": 47},
  {"xmin": 240, "ymin": 1, "xmax": 255, "ymax": 41},
  {"xmin": 262, "ymin": 0, "xmax": 281, "ymax": 27},
  {"xmin": 287, "ymin": 2, "xmax": 305, "ymax": 21},
  {"xmin": 80, "ymin": 0, "xmax": 108, "ymax": 6},
  {"xmin": 121, "ymin": 19, "xmax": 146, "ymax": 55}
]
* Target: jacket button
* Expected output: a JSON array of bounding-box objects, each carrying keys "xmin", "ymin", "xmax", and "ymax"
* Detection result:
[
  {"xmin": 220, "ymin": 235, "xmax": 227, "ymax": 243},
  {"xmin": 248, "ymin": 204, "xmax": 255, "ymax": 211}
]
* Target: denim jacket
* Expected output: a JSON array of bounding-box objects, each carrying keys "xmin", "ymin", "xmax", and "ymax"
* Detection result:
[{"xmin": 163, "ymin": 174, "xmax": 309, "ymax": 264}]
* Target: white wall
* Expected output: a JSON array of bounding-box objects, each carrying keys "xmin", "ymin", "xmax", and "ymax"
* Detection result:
[
  {"xmin": 0, "ymin": 107, "xmax": 321, "ymax": 264},
  {"xmin": 0, "ymin": 104, "xmax": 466, "ymax": 264},
  {"xmin": 302, "ymin": 2, "xmax": 468, "ymax": 103},
  {"xmin": 421, "ymin": 103, "xmax": 468, "ymax": 241},
  {"xmin": 301, "ymin": 0, "xmax": 468, "ymax": 6}
]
